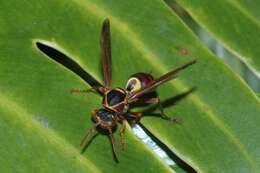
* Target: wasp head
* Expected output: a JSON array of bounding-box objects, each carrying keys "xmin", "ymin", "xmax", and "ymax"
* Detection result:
[{"xmin": 93, "ymin": 108, "xmax": 117, "ymax": 129}]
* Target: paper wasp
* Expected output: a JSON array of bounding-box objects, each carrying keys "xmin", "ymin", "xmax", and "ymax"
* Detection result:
[{"xmin": 36, "ymin": 19, "xmax": 196, "ymax": 161}]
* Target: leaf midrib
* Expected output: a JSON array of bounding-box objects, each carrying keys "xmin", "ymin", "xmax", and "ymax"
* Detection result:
[{"xmin": 69, "ymin": 0, "xmax": 260, "ymax": 171}]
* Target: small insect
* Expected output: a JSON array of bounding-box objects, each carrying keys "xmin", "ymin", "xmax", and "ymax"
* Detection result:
[{"xmin": 36, "ymin": 19, "xmax": 196, "ymax": 161}]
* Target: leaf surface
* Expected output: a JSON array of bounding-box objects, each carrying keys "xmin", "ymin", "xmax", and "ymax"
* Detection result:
[
  {"xmin": 0, "ymin": 0, "xmax": 259, "ymax": 173},
  {"xmin": 173, "ymin": 0, "xmax": 260, "ymax": 73}
]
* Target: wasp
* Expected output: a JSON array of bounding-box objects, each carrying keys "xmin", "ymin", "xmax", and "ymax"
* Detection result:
[{"xmin": 36, "ymin": 19, "xmax": 196, "ymax": 161}]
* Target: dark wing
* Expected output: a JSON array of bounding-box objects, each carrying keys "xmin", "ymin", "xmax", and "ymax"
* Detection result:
[
  {"xmin": 100, "ymin": 18, "xmax": 112, "ymax": 88},
  {"xmin": 128, "ymin": 59, "xmax": 196, "ymax": 103},
  {"xmin": 36, "ymin": 42, "xmax": 104, "ymax": 92}
]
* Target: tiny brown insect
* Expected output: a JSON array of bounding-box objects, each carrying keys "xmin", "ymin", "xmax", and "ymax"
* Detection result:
[{"xmin": 36, "ymin": 18, "xmax": 196, "ymax": 161}]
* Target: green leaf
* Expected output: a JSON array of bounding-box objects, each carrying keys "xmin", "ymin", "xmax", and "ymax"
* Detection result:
[
  {"xmin": 235, "ymin": 0, "xmax": 260, "ymax": 21},
  {"xmin": 0, "ymin": 1, "xmax": 174, "ymax": 173},
  {"xmin": 1, "ymin": 0, "xmax": 260, "ymax": 173},
  {"xmin": 173, "ymin": 0, "xmax": 260, "ymax": 73}
]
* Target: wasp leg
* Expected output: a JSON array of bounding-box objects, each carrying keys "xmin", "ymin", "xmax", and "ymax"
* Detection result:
[
  {"xmin": 133, "ymin": 98, "xmax": 180, "ymax": 123},
  {"xmin": 70, "ymin": 87, "xmax": 97, "ymax": 94},
  {"xmin": 108, "ymin": 128, "xmax": 119, "ymax": 161},
  {"xmin": 70, "ymin": 86, "xmax": 106, "ymax": 96},
  {"xmin": 127, "ymin": 111, "xmax": 143, "ymax": 126},
  {"xmin": 71, "ymin": 88, "xmax": 94, "ymax": 93},
  {"xmin": 119, "ymin": 120, "xmax": 126, "ymax": 150},
  {"xmin": 157, "ymin": 99, "xmax": 181, "ymax": 124},
  {"xmin": 80, "ymin": 123, "xmax": 99, "ymax": 147},
  {"xmin": 80, "ymin": 109, "xmax": 100, "ymax": 148},
  {"xmin": 131, "ymin": 98, "xmax": 159, "ymax": 104}
]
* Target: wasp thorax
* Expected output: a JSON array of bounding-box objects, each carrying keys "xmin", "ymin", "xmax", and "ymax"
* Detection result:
[{"xmin": 105, "ymin": 89, "xmax": 126, "ymax": 106}]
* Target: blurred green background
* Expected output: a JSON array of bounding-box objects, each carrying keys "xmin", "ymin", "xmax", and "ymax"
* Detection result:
[{"xmin": 165, "ymin": 0, "xmax": 259, "ymax": 92}]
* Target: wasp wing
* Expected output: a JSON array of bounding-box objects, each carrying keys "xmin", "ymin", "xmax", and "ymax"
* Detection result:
[{"xmin": 101, "ymin": 18, "xmax": 112, "ymax": 88}]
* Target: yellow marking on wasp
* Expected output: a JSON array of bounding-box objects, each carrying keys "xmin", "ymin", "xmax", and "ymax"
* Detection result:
[{"xmin": 126, "ymin": 77, "xmax": 142, "ymax": 93}]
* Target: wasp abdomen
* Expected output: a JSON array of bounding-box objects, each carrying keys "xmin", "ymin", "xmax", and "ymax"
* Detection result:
[{"xmin": 126, "ymin": 73, "xmax": 154, "ymax": 93}]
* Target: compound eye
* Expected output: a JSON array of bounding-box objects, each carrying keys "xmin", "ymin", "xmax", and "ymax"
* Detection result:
[{"xmin": 126, "ymin": 77, "xmax": 141, "ymax": 93}]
